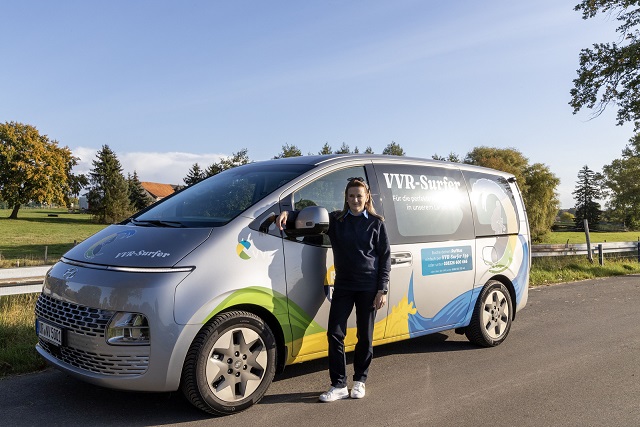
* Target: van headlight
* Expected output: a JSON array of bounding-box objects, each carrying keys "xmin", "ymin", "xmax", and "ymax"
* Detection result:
[{"xmin": 106, "ymin": 312, "xmax": 150, "ymax": 345}]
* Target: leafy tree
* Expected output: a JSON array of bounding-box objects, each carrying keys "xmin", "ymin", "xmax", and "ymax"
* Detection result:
[
  {"xmin": 318, "ymin": 143, "xmax": 333, "ymax": 155},
  {"xmin": 382, "ymin": 141, "xmax": 406, "ymax": 156},
  {"xmin": 524, "ymin": 163, "xmax": 561, "ymax": 242},
  {"xmin": 0, "ymin": 121, "xmax": 78, "ymax": 219},
  {"xmin": 363, "ymin": 146, "xmax": 374, "ymax": 154},
  {"xmin": 464, "ymin": 147, "xmax": 528, "ymax": 186},
  {"xmin": 273, "ymin": 144, "xmax": 302, "ymax": 159},
  {"xmin": 184, "ymin": 163, "xmax": 206, "ymax": 186},
  {"xmin": 602, "ymin": 134, "xmax": 640, "ymax": 228},
  {"xmin": 86, "ymin": 145, "xmax": 132, "ymax": 223},
  {"xmin": 207, "ymin": 148, "xmax": 251, "ymax": 177},
  {"xmin": 572, "ymin": 165, "xmax": 603, "ymax": 230},
  {"xmin": 128, "ymin": 171, "xmax": 154, "ymax": 212},
  {"xmin": 570, "ymin": 0, "xmax": 640, "ymax": 132}
]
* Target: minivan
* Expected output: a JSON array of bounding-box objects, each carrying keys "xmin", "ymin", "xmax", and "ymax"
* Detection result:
[{"xmin": 35, "ymin": 154, "xmax": 530, "ymax": 415}]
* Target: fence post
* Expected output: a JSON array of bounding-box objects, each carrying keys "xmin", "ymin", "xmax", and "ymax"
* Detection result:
[
  {"xmin": 584, "ymin": 219, "xmax": 593, "ymax": 263},
  {"xmin": 598, "ymin": 243, "xmax": 603, "ymax": 266},
  {"xmin": 44, "ymin": 246, "xmax": 48, "ymax": 263}
]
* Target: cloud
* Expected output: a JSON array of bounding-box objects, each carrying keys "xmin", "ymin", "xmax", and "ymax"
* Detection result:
[{"xmin": 72, "ymin": 147, "xmax": 225, "ymax": 185}]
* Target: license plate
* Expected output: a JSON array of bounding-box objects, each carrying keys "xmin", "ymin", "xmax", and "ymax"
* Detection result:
[{"xmin": 38, "ymin": 320, "xmax": 63, "ymax": 346}]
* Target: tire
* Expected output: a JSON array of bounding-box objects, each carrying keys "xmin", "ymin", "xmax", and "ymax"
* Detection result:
[
  {"xmin": 465, "ymin": 280, "xmax": 513, "ymax": 347},
  {"xmin": 181, "ymin": 310, "xmax": 277, "ymax": 416}
]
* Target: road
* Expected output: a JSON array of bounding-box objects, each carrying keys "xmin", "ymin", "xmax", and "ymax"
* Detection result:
[{"xmin": 1, "ymin": 276, "xmax": 639, "ymax": 427}]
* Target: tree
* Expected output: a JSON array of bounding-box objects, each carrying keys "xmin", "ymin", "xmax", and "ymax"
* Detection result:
[
  {"xmin": 602, "ymin": 134, "xmax": 640, "ymax": 228},
  {"xmin": 128, "ymin": 171, "xmax": 154, "ymax": 212},
  {"xmin": 524, "ymin": 163, "xmax": 561, "ymax": 242},
  {"xmin": 570, "ymin": 0, "xmax": 640, "ymax": 132},
  {"xmin": 464, "ymin": 146, "xmax": 529, "ymax": 192},
  {"xmin": 273, "ymin": 144, "xmax": 302, "ymax": 159},
  {"xmin": 382, "ymin": 141, "xmax": 406, "ymax": 156},
  {"xmin": 363, "ymin": 146, "xmax": 374, "ymax": 154},
  {"xmin": 334, "ymin": 142, "xmax": 351, "ymax": 154},
  {"xmin": 572, "ymin": 165, "xmax": 604, "ymax": 230},
  {"xmin": 318, "ymin": 143, "xmax": 333, "ymax": 155},
  {"xmin": 0, "ymin": 121, "xmax": 77, "ymax": 219},
  {"xmin": 206, "ymin": 148, "xmax": 251, "ymax": 177},
  {"xmin": 86, "ymin": 145, "xmax": 132, "ymax": 223},
  {"xmin": 432, "ymin": 152, "xmax": 462, "ymax": 162},
  {"xmin": 184, "ymin": 163, "xmax": 206, "ymax": 186}
]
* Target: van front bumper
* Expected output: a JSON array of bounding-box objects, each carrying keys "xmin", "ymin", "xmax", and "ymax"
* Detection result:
[{"xmin": 34, "ymin": 260, "xmax": 200, "ymax": 392}]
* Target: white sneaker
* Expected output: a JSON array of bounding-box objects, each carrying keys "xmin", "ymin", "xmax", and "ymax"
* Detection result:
[
  {"xmin": 319, "ymin": 386, "xmax": 349, "ymax": 402},
  {"xmin": 350, "ymin": 381, "xmax": 365, "ymax": 399}
]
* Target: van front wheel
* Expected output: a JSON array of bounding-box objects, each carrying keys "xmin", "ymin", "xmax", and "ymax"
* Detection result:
[
  {"xmin": 465, "ymin": 281, "xmax": 513, "ymax": 347},
  {"xmin": 181, "ymin": 310, "xmax": 277, "ymax": 416}
]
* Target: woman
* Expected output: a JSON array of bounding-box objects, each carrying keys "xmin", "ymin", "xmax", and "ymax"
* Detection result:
[{"xmin": 277, "ymin": 177, "xmax": 391, "ymax": 402}]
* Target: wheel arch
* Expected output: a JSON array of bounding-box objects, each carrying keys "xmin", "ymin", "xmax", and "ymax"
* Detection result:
[{"xmin": 487, "ymin": 274, "xmax": 517, "ymax": 321}]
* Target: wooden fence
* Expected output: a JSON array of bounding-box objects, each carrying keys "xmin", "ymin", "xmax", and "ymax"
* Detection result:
[{"xmin": 532, "ymin": 241, "xmax": 640, "ymax": 265}]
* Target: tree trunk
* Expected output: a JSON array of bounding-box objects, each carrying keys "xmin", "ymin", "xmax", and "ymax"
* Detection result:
[{"xmin": 9, "ymin": 204, "xmax": 20, "ymax": 219}]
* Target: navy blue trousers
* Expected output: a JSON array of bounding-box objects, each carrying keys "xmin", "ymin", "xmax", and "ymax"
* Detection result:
[{"xmin": 327, "ymin": 288, "xmax": 377, "ymax": 388}]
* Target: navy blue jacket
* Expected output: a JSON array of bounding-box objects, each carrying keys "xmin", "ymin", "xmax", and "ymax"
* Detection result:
[{"xmin": 327, "ymin": 210, "xmax": 391, "ymax": 293}]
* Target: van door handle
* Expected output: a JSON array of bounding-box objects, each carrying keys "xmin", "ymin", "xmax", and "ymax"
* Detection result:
[{"xmin": 391, "ymin": 252, "xmax": 412, "ymax": 266}]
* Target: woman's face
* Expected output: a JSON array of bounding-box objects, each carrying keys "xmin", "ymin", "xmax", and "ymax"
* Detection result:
[{"xmin": 347, "ymin": 185, "xmax": 368, "ymax": 214}]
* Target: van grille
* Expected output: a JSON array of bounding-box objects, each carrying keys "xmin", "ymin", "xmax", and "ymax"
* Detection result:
[
  {"xmin": 35, "ymin": 293, "xmax": 114, "ymax": 337},
  {"xmin": 36, "ymin": 293, "xmax": 149, "ymax": 376}
]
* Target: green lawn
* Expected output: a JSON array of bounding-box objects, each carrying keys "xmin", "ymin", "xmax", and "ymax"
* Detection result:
[
  {"xmin": 0, "ymin": 208, "xmax": 106, "ymax": 267},
  {"xmin": 542, "ymin": 231, "xmax": 640, "ymax": 244}
]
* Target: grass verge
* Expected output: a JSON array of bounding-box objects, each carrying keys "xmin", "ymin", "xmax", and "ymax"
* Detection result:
[
  {"xmin": 0, "ymin": 293, "xmax": 47, "ymax": 377},
  {"xmin": 530, "ymin": 255, "xmax": 640, "ymax": 286}
]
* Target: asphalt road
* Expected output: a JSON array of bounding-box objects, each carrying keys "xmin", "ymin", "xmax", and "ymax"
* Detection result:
[{"xmin": 2, "ymin": 276, "xmax": 639, "ymax": 427}]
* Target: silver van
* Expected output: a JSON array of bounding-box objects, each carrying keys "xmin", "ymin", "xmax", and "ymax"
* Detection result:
[{"xmin": 35, "ymin": 154, "xmax": 530, "ymax": 415}]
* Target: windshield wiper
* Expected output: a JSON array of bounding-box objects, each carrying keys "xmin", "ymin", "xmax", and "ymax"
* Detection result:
[{"xmin": 130, "ymin": 218, "xmax": 185, "ymax": 228}]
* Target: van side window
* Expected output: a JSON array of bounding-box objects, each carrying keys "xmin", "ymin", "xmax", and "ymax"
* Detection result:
[
  {"xmin": 375, "ymin": 165, "xmax": 474, "ymax": 243},
  {"xmin": 290, "ymin": 166, "xmax": 368, "ymax": 246},
  {"xmin": 462, "ymin": 171, "xmax": 520, "ymax": 236}
]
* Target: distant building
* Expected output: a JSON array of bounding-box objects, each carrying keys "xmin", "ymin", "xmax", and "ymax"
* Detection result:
[{"xmin": 140, "ymin": 182, "xmax": 176, "ymax": 202}]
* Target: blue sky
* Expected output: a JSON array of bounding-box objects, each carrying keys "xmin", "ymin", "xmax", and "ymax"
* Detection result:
[{"xmin": 1, "ymin": 0, "xmax": 634, "ymax": 208}]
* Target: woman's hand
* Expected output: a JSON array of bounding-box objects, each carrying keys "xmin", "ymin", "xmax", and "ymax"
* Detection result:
[
  {"xmin": 374, "ymin": 292, "xmax": 387, "ymax": 310},
  {"xmin": 276, "ymin": 211, "xmax": 289, "ymax": 230}
]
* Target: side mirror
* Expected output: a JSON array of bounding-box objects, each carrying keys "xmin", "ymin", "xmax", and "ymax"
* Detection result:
[{"xmin": 285, "ymin": 206, "xmax": 330, "ymax": 237}]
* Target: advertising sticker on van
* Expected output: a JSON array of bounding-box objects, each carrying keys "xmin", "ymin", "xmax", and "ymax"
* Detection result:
[{"xmin": 422, "ymin": 246, "xmax": 473, "ymax": 276}]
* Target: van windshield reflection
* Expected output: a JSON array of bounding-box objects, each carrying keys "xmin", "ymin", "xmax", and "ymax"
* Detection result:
[{"xmin": 131, "ymin": 163, "xmax": 313, "ymax": 228}]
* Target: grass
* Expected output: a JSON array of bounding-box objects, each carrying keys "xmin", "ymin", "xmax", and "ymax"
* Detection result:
[
  {"xmin": 542, "ymin": 231, "xmax": 640, "ymax": 244},
  {"xmin": 1, "ymin": 214, "xmax": 639, "ymax": 377},
  {"xmin": 0, "ymin": 293, "xmax": 47, "ymax": 376},
  {"xmin": 530, "ymin": 255, "xmax": 640, "ymax": 286},
  {"xmin": 0, "ymin": 208, "xmax": 106, "ymax": 268}
]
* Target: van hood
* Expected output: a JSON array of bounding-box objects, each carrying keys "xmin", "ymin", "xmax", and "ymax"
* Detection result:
[{"xmin": 63, "ymin": 225, "xmax": 211, "ymax": 268}]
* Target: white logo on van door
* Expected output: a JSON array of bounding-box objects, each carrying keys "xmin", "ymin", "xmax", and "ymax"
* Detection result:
[{"xmin": 383, "ymin": 173, "xmax": 462, "ymax": 191}]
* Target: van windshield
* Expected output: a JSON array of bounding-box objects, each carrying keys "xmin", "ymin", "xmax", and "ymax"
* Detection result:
[{"xmin": 131, "ymin": 163, "xmax": 313, "ymax": 227}]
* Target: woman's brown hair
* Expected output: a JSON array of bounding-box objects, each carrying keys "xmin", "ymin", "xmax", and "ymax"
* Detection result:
[{"xmin": 337, "ymin": 177, "xmax": 384, "ymax": 221}]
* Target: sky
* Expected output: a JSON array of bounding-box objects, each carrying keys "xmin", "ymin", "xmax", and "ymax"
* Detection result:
[{"xmin": 1, "ymin": 0, "xmax": 635, "ymax": 208}]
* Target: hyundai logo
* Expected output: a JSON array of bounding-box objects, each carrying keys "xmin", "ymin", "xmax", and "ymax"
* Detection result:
[{"xmin": 62, "ymin": 267, "xmax": 78, "ymax": 280}]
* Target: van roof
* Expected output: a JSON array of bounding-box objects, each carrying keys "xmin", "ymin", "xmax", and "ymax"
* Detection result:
[{"xmin": 255, "ymin": 154, "xmax": 517, "ymax": 180}]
